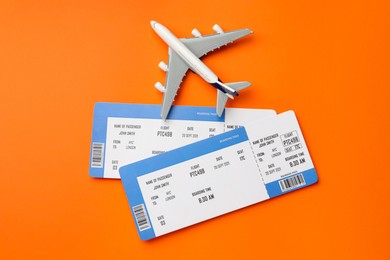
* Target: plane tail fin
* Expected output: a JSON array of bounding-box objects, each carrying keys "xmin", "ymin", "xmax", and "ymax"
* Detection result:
[{"xmin": 216, "ymin": 81, "xmax": 251, "ymax": 116}]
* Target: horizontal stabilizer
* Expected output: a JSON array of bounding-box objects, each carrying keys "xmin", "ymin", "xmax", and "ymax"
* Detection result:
[{"xmin": 216, "ymin": 81, "xmax": 251, "ymax": 116}]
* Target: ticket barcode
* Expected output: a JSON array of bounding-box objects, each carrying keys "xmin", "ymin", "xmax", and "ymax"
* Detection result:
[
  {"xmin": 279, "ymin": 174, "xmax": 306, "ymax": 192},
  {"xmin": 91, "ymin": 142, "xmax": 104, "ymax": 168},
  {"xmin": 132, "ymin": 204, "xmax": 151, "ymax": 231}
]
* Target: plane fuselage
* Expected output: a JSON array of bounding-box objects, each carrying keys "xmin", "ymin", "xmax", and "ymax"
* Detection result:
[
  {"xmin": 151, "ymin": 21, "xmax": 219, "ymax": 83},
  {"xmin": 151, "ymin": 21, "xmax": 237, "ymax": 96}
]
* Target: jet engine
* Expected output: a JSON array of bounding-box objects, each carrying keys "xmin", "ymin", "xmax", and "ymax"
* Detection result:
[
  {"xmin": 212, "ymin": 24, "xmax": 224, "ymax": 34},
  {"xmin": 158, "ymin": 61, "xmax": 168, "ymax": 72},
  {"xmin": 154, "ymin": 82, "xmax": 165, "ymax": 93},
  {"xmin": 191, "ymin": 28, "xmax": 202, "ymax": 37}
]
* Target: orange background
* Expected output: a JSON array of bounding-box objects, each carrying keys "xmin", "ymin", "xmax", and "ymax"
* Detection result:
[{"xmin": 1, "ymin": 1, "xmax": 389, "ymax": 259}]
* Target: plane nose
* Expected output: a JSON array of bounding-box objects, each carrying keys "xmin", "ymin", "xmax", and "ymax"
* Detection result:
[{"xmin": 150, "ymin": 20, "xmax": 157, "ymax": 28}]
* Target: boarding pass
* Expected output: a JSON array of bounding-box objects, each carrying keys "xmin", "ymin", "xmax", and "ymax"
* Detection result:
[
  {"xmin": 119, "ymin": 111, "xmax": 318, "ymax": 240},
  {"xmin": 89, "ymin": 103, "xmax": 276, "ymax": 178}
]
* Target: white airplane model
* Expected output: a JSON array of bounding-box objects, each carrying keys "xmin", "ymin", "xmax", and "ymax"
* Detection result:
[{"xmin": 151, "ymin": 21, "xmax": 253, "ymax": 120}]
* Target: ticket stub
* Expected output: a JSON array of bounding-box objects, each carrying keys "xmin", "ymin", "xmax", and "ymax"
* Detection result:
[
  {"xmin": 119, "ymin": 111, "xmax": 318, "ymax": 240},
  {"xmin": 89, "ymin": 103, "xmax": 276, "ymax": 179}
]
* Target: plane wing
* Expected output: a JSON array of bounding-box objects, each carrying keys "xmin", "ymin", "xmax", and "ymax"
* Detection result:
[
  {"xmin": 161, "ymin": 48, "xmax": 189, "ymax": 120},
  {"xmin": 180, "ymin": 29, "xmax": 253, "ymax": 58},
  {"xmin": 160, "ymin": 28, "xmax": 252, "ymax": 120}
]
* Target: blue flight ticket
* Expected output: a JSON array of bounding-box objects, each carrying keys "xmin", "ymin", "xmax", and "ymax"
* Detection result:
[
  {"xmin": 90, "ymin": 103, "xmax": 276, "ymax": 179},
  {"xmin": 119, "ymin": 111, "xmax": 318, "ymax": 240}
]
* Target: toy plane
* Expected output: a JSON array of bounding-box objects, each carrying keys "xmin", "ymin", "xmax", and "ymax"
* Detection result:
[{"xmin": 151, "ymin": 21, "xmax": 253, "ymax": 120}]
